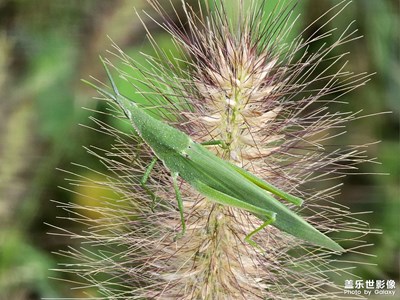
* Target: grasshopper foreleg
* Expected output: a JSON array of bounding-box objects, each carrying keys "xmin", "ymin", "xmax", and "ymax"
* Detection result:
[
  {"xmin": 172, "ymin": 172, "xmax": 186, "ymax": 239},
  {"xmin": 140, "ymin": 157, "xmax": 159, "ymax": 211}
]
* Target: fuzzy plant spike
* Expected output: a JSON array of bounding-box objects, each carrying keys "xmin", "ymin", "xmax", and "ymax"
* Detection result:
[{"xmin": 52, "ymin": 0, "xmax": 380, "ymax": 299}]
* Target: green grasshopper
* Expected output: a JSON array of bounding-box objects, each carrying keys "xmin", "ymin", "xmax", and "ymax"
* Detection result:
[{"xmin": 84, "ymin": 57, "xmax": 344, "ymax": 252}]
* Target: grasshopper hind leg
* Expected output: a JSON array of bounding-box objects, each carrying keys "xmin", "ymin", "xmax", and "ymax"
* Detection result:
[
  {"xmin": 193, "ymin": 181, "xmax": 277, "ymax": 249},
  {"xmin": 245, "ymin": 213, "xmax": 276, "ymax": 249},
  {"xmin": 201, "ymin": 139, "xmax": 229, "ymax": 149}
]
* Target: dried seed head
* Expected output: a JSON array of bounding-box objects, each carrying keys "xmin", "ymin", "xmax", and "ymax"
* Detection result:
[{"xmin": 53, "ymin": 1, "xmax": 380, "ymax": 299}]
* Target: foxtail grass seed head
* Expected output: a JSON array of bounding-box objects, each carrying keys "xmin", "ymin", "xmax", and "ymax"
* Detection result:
[{"xmin": 53, "ymin": 0, "xmax": 380, "ymax": 299}]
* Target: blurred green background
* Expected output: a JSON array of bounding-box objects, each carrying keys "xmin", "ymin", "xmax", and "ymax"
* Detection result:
[{"xmin": 0, "ymin": 0, "xmax": 398, "ymax": 299}]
